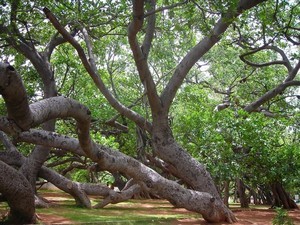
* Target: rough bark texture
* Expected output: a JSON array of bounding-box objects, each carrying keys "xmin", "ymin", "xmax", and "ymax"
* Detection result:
[
  {"xmin": 0, "ymin": 161, "xmax": 36, "ymax": 224},
  {"xmin": 0, "ymin": 131, "xmax": 136, "ymax": 209},
  {"xmin": 0, "ymin": 63, "xmax": 33, "ymax": 130},
  {"xmin": 14, "ymin": 127, "xmax": 236, "ymax": 223},
  {"xmin": 271, "ymin": 182, "xmax": 299, "ymax": 209}
]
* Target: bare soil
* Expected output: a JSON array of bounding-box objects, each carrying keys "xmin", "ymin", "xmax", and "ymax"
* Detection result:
[{"xmin": 170, "ymin": 208, "xmax": 300, "ymax": 225}]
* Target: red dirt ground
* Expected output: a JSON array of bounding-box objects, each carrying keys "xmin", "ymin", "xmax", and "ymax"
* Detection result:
[
  {"xmin": 37, "ymin": 207, "xmax": 300, "ymax": 225},
  {"xmin": 171, "ymin": 208, "xmax": 300, "ymax": 225}
]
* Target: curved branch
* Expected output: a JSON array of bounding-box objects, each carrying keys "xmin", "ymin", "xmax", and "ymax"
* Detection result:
[
  {"xmin": 243, "ymin": 59, "xmax": 300, "ymax": 112},
  {"xmin": 2, "ymin": 126, "xmax": 236, "ymax": 222},
  {"xmin": 161, "ymin": 0, "xmax": 267, "ymax": 111},
  {"xmin": 285, "ymin": 59, "xmax": 300, "ymax": 82},
  {"xmin": 244, "ymin": 80, "xmax": 300, "ymax": 112},
  {"xmin": 43, "ymin": 7, "xmax": 152, "ymax": 132},
  {"xmin": 29, "ymin": 96, "xmax": 93, "ymax": 156},
  {"xmin": 0, "ymin": 63, "xmax": 33, "ymax": 130},
  {"xmin": 0, "ymin": 63, "xmax": 93, "ymax": 156},
  {"xmin": 239, "ymin": 45, "xmax": 292, "ymax": 71},
  {"xmin": 0, "ymin": 26, "xmax": 58, "ymax": 102},
  {"xmin": 44, "ymin": 29, "xmax": 78, "ymax": 59}
]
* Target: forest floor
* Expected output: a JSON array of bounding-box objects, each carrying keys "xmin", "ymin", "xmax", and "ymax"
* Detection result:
[
  {"xmin": 38, "ymin": 207, "xmax": 300, "ymax": 225},
  {"xmin": 1, "ymin": 190, "xmax": 299, "ymax": 224}
]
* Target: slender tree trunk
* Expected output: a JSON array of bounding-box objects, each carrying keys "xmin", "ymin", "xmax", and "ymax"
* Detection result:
[
  {"xmin": 259, "ymin": 185, "xmax": 273, "ymax": 205},
  {"xmin": 250, "ymin": 189, "xmax": 258, "ymax": 205},
  {"xmin": 236, "ymin": 179, "xmax": 249, "ymax": 208},
  {"xmin": 223, "ymin": 181, "xmax": 230, "ymax": 207}
]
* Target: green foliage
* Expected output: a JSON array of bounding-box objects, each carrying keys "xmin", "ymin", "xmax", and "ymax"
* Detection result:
[
  {"xmin": 97, "ymin": 171, "xmax": 114, "ymax": 185},
  {"xmin": 172, "ymin": 80, "xmax": 299, "ymax": 191},
  {"xmin": 71, "ymin": 169, "xmax": 89, "ymax": 183},
  {"xmin": 272, "ymin": 208, "xmax": 294, "ymax": 225}
]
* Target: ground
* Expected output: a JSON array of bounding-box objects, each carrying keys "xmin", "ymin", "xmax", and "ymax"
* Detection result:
[
  {"xmin": 38, "ymin": 208, "xmax": 300, "ymax": 225},
  {"xmin": 1, "ymin": 190, "xmax": 300, "ymax": 224}
]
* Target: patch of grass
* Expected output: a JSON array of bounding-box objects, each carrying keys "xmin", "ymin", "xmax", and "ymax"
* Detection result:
[
  {"xmin": 272, "ymin": 207, "xmax": 294, "ymax": 225},
  {"xmin": 0, "ymin": 202, "xmax": 8, "ymax": 214},
  {"xmin": 37, "ymin": 202, "xmax": 199, "ymax": 224},
  {"xmin": 36, "ymin": 192, "xmax": 201, "ymax": 224}
]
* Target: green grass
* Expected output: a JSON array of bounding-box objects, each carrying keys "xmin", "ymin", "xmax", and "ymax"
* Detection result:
[{"xmin": 33, "ymin": 190, "xmax": 201, "ymax": 224}]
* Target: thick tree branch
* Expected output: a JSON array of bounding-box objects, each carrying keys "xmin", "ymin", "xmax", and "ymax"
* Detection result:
[
  {"xmin": 128, "ymin": 1, "xmax": 162, "ymax": 115},
  {"xmin": 0, "ymin": 63, "xmax": 93, "ymax": 157},
  {"xmin": 93, "ymin": 184, "xmax": 141, "ymax": 208},
  {"xmin": 0, "ymin": 161, "xmax": 36, "ymax": 224},
  {"xmin": 43, "ymin": 7, "xmax": 152, "ymax": 132},
  {"xmin": 161, "ymin": 0, "xmax": 267, "ymax": 111},
  {"xmin": 0, "ymin": 63, "xmax": 33, "ymax": 130},
  {"xmin": 0, "ymin": 125, "xmax": 234, "ymax": 222},
  {"xmin": 142, "ymin": 0, "xmax": 156, "ymax": 58},
  {"xmin": 0, "ymin": 132, "xmax": 118, "ymax": 208},
  {"xmin": 244, "ymin": 80, "xmax": 300, "ymax": 112}
]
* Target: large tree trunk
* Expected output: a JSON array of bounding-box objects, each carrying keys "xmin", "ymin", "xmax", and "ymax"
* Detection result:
[
  {"xmin": 152, "ymin": 120, "xmax": 220, "ymax": 196},
  {"xmin": 151, "ymin": 119, "xmax": 235, "ymax": 221},
  {"xmin": 0, "ymin": 62, "xmax": 56, "ymax": 203},
  {"xmin": 0, "ymin": 161, "xmax": 36, "ymax": 224},
  {"xmin": 271, "ymin": 182, "xmax": 298, "ymax": 209}
]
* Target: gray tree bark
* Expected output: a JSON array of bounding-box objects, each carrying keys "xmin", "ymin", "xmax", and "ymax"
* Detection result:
[{"xmin": 0, "ymin": 160, "xmax": 36, "ymax": 224}]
